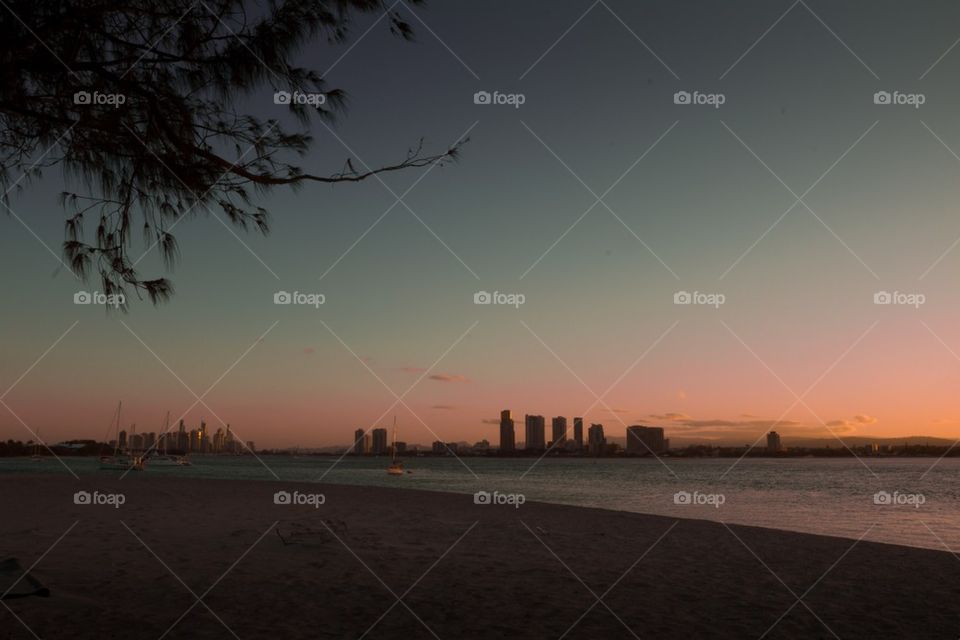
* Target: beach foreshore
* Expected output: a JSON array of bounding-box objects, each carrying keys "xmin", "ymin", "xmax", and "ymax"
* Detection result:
[{"xmin": 1, "ymin": 474, "xmax": 957, "ymax": 639}]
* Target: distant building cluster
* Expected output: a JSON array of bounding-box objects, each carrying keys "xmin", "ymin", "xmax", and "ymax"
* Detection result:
[
  {"xmin": 498, "ymin": 410, "xmax": 666, "ymax": 456},
  {"xmin": 352, "ymin": 427, "xmax": 389, "ymax": 455},
  {"xmin": 349, "ymin": 425, "xmax": 491, "ymax": 457},
  {"xmin": 341, "ymin": 419, "xmax": 941, "ymax": 461},
  {"xmin": 116, "ymin": 420, "xmax": 248, "ymax": 454}
]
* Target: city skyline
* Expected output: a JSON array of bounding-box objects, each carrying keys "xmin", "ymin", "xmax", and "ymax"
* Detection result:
[{"xmin": 17, "ymin": 408, "xmax": 960, "ymax": 453}]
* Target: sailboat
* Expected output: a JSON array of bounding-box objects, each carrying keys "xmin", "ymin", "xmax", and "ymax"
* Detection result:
[
  {"xmin": 387, "ymin": 417, "xmax": 405, "ymax": 476},
  {"xmin": 99, "ymin": 402, "xmax": 145, "ymax": 471},
  {"xmin": 147, "ymin": 411, "xmax": 188, "ymax": 466}
]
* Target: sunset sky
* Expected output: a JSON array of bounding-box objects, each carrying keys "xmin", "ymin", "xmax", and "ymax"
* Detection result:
[{"xmin": 3, "ymin": 0, "xmax": 960, "ymax": 447}]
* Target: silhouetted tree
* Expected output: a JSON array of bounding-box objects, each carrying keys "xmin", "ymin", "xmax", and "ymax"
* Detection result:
[{"xmin": 0, "ymin": 0, "xmax": 465, "ymax": 306}]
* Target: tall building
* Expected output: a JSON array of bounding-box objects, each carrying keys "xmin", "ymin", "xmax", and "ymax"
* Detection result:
[
  {"xmin": 588, "ymin": 424, "xmax": 606, "ymax": 456},
  {"xmin": 551, "ymin": 416, "xmax": 567, "ymax": 446},
  {"xmin": 353, "ymin": 428, "xmax": 366, "ymax": 455},
  {"xmin": 767, "ymin": 431, "xmax": 782, "ymax": 453},
  {"xmin": 213, "ymin": 428, "xmax": 225, "ymax": 452},
  {"xmin": 118, "ymin": 429, "xmax": 127, "ymax": 451},
  {"xmin": 225, "ymin": 424, "xmax": 236, "ymax": 453},
  {"xmin": 499, "ymin": 409, "xmax": 515, "ymax": 452},
  {"xmin": 371, "ymin": 428, "xmax": 388, "ymax": 455},
  {"xmin": 626, "ymin": 425, "xmax": 666, "ymax": 455},
  {"xmin": 573, "ymin": 417, "xmax": 584, "ymax": 450},
  {"xmin": 525, "ymin": 415, "xmax": 546, "ymax": 451},
  {"xmin": 177, "ymin": 420, "xmax": 188, "ymax": 452},
  {"xmin": 199, "ymin": 420, "xmax": 209, "ymax": 453}
]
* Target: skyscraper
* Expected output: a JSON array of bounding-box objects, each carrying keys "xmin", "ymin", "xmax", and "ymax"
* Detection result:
[
  {"xmin": 626, "ymin": 425, "xmax": 666, "ymax": 455},
  {"xmin": 551, "ymin": 416, "xmax": 567, "ymax": 446},
  {"xmin": 353, "ymin": 428, "xmax": 366, "ymax": 455},
  {"xmin": 199, "ymin": 420, "xmax": 209, "ymax": 453},
  {"xmin": 225, "ymin": 424, "xmax": 235, "ymax": 453},
  {"xmin": 573, "ymin": 417, "xmax": 583, "ymax": 450},
  {"xmin": 177, "ymin": 420, "xmax": 188, "ymax": 452},
  {"xmin": 525, "ymin": 415, "xmax": 546, "ymax": 451},
  {"xmin": 371, "ymin": 428, "xmax": 388, "ymax": 455},
  {"xmin": 499, "ymin": 409, "xmax": 515, "ymax": 453},
  {"xmin": 767, "ymin": 431, "xmax": 782, "ymax": 453},
  {"xmin": 588, "ymin": 424, "xmax": 606, "ymax": 456}
]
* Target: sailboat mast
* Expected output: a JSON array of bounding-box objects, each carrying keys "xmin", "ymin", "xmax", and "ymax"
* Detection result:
[
  {"xmin": 163, "ymin": 410, "xmax": 170, "ymax": 454},
  {"xmin": 114, "ymin": 401, "xmax": 122, "ymax": 455}
]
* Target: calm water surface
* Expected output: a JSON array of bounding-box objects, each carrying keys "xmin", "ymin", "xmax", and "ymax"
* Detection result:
[{"xmin": 4, "ymin": 455, "xmax": 958, "ymax": 551}]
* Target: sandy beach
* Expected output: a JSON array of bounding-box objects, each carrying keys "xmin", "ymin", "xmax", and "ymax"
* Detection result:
[{"xmin": 1, "ymin": 474, "xmax": 958, "ymax": 639}]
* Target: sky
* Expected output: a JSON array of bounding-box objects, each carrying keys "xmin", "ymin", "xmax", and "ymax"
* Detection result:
[{"xmin": 3, "ymin": 0, "xmax": 960, "ymax": 448}]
